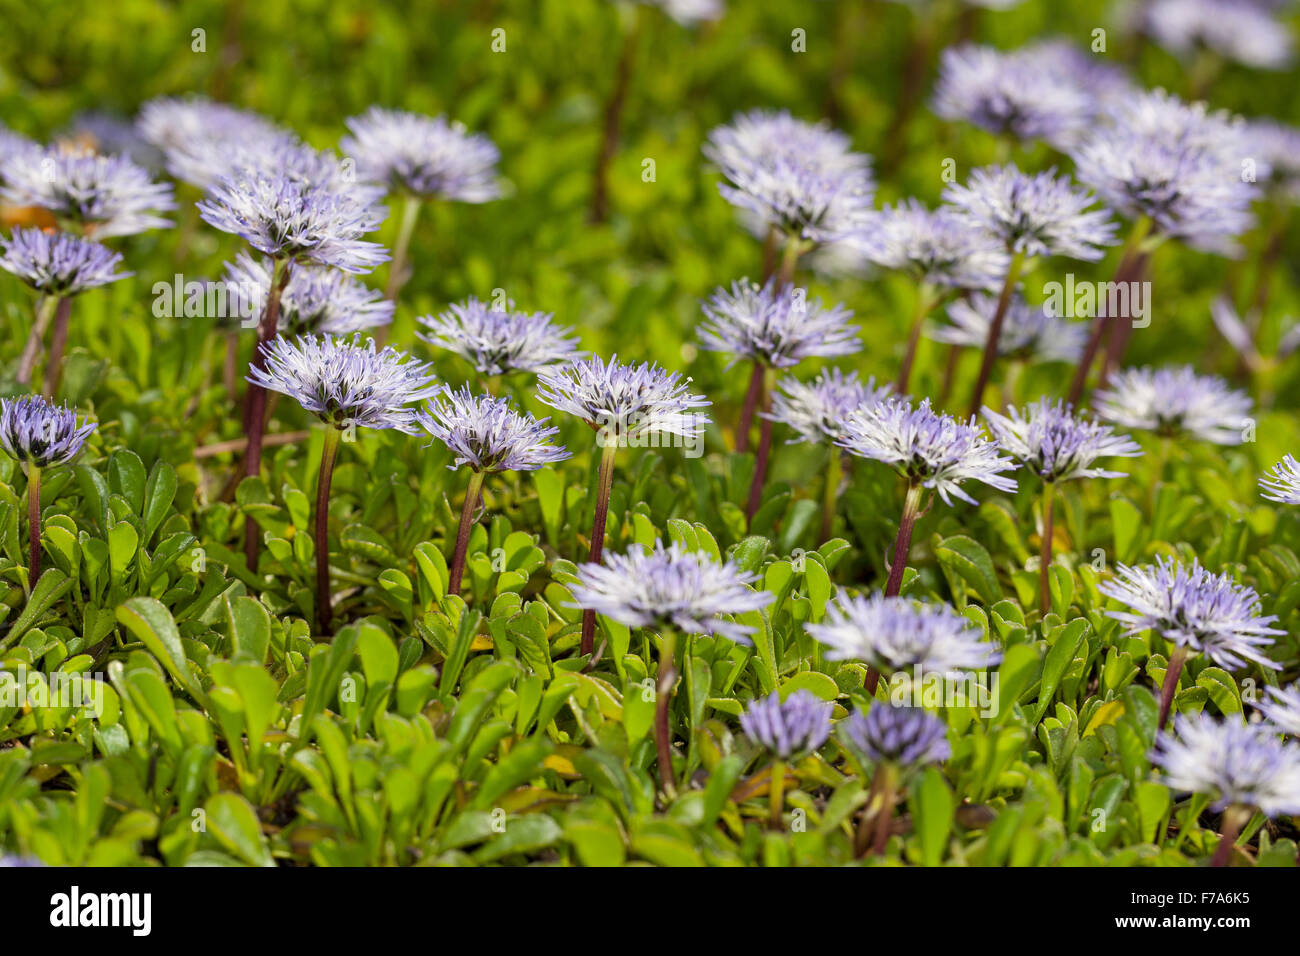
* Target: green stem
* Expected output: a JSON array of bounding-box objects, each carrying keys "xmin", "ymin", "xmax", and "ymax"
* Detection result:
[
  {"xmin": 1157, "ymin": 645, "xmax": 1187, "ymax": 732},
  {"xmin": 16, "ymin": 295, "xmax": 59, "ymax": 387},
  {"xmin": 968, "ymin": 251, "xmax": 1026, "ymax": 417},
  {"xmin": 42, "ymin": 297, "xmax": 75, "ymax": 399},
  {"xmin": 581, "ymin": 443, "xmax": 619, "ymax": 658},
  {"xmin": 448, "ymin": 470, "xmax": 486, "ymax": 595},
  {"xmin": 768, "ymin": 759, "xmax": 786, "ymax": 829},
  {"xmin": 315, "ymin": 427, "xmax": 343, "ymax": 636},
  {"xmin": 896, "ymin": 284, "xmax": 937, "ymax": 394},
  {"xmin": 776, "ymin": 236, "xmax": 804, "ymax": 290},
  {"xmin": 820, "ymin": 449, "xmax": 843, "ymax": 544},
  {"xmin": 1038, "ymin": 481, "xmax": 1056, "ymax": 619},
  {"xmin": 27, "ymin": 464, "xmax": 41, "ymax": 586},
  {"xmin": 1211, "ymin": 804, "xmax": 1248, "ymax": 868},
  {"xmin": 654, "ymin": 627, "xmax": 679, "ymax": 798},
  {"xmin": 385, "ymin": 196, "xmax": 422, "ymax": 301},
  {"xmin": 870, "ymin": 764, "xmax": 900, "ymax": 855}
]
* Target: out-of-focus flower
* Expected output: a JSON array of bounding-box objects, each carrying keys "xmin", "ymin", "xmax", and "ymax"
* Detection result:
[
  {"xmin": 929, "ymin": 292, "xmax": 1086, "ymax": 363},
  {"xmin": 841, "ymin": 704, "xmax": 952, "ymax": 768},
  {"xmin": 1093, "ymin": 365, "xmax": 1252, "ymax": 445},
  {"xmin": 1152, "ymin": 713, "xmax": 1300, "ymax": 816},
  {"xmin": 739, "ymin": 690, "xmax": 833, "ymax": 759},
  {"xmin": 417, "ymin": 296, "xmax": 579, "ymax": 376},
  {"xmin": 224, "ymin": 253, "xmax": 393, "ymax": 335},
  {"xmin": 1260, "ymin": 455, "xmax": 1300, "ymax": 505},
  {"xmin": 767, "ymin": 368, "xmax": 889, "ymax": 445},
  {"xmin": 850, "ymin": 199, "xmax": 1010, "ymax": 291},
  {"xmin": 341, "ymin": 107, "xmax": 501, "ymax": 203},
  {"xmin": 137, "ymin": 95, "xmax": 289, "ymax": 189},
  {"xmin": 1143, "ymin": 0, "xmax": 1294, "ymax": 70}
]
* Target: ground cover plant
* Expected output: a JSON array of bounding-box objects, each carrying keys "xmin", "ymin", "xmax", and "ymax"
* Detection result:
[{"xmin": 2, "ymin": 0, "xmax": 1300, "ymax": 869}]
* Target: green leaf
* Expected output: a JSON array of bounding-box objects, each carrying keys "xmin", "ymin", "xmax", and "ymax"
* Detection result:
[{"xmin": 910, "ymin": 767, "xmax": 954, "ymax": 866}]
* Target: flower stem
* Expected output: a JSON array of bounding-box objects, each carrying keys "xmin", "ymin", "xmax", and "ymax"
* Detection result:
[
  {"xmin": 448, "ymin": 469, "xmax": 486, "ymax": 596},
  {"xmin": 869, "ymin": 481, "xmax": 924, "ymax": 693},
  {"xmin": 1210, "ymin": 804, "xmax": 1248, "ymax": 868},
  {"xmin": 654, "ymin": 627, "xmax": 679, "ymax": 798},
  {"xmin": 1038, "ymin": 481, "xmax": 1056, "ymax": 618},
  {"xmin": 580, "ymin": 443, "xmax": 619, "ymax": 658},
  {"xmin": 896, "ymin": 284, "xmax": 937, "ymax": 394},
  {"xmin": 16, "ymin": 295, "xmax": 59, "ymax": 388},
  {"xmin": 967, "ymin": 251, "xmax": 1026, "ymax": 417},
  {"xmin": 590, "ymin": 8, "xmax": 642, "ymax": 224},
  {"xmin": 871, "ymin": 764, "xmax": 899, "ymax": 855},
  {"xmin": 776, "ymin": 235, "xmax": 803, "ymax": 290},
  {"xmin": 1157, "ymin": 645, "xmax": 1187, "ymax": 732},
  {"xmin": 760, "ymin": 224, "xmax": 778, "ymax": 282},
  {"xmin": 26, "ymin": 463, "xmax": 41, "ymax": 585},
  {"xmin": 314, "ymin": 426, "xmax": 343, "ymax": 636},
  {"xmin": 384, "ymin": 195, "xmax": 422, "ymax": 301},
  {"xmin": 745, "ymin": 365, "xmax": 777, "ymax": 523},
  {"xmin": 242, "ymin": 256, "xmax": 292, "ymax": 572},
  {"xmin": 768, "ymin": 759, "xmax": 786, "ymax": 829},
  {"xmin": 820, "ymin": 448, "xmax": 843, "ymax": 543},
  {"xmin": 41, "ymin": 297, "xmax": 75, "ymax": 399},
  {"xmin": 735, "ymin": 360, "xmax": 763, "ymax": 454}
]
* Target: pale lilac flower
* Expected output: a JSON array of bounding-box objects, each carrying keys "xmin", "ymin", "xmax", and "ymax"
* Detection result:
[
  {"xmin": 137, "ymin": 95, "xmax": 288, "ymax": 189},
  {"xmin": 417, "ymin": 297, "xmax": 579, "ymax": 376},
  {"xmin": 1260, "ymin": 455, "xmax": 1300, "ymax": 505},
  {"xmin": 1100, "ymin": 556, "xmax": 1282, "ymax": 672},
  {"xmin": 767, "ymin": 368, "xmax": 889, "ymax": 445},
  {"xmin": 929, "ymin": 292, "xmax": 1086, "ymax": 362},
  {"xmin": 0, "ymin": 395, "xmax": 96, "ymax": 468},
  {"xmin": 1019, "ymin": 39, "xmax": 1137, "ymax": 108},
  {"xmin": 1247, "ymin": 119, "xmax": 1300, "ymax": 202},
  {"xmin": 223, "ymin": 253, "xmax": 393, "ymax": 335},
  {"xmin": 850, "ymin": 200, "xmax": 1009, "ymax": 291},
  {"xmin": 698, "ymin": 278, "xmax": 860, "ymax": 369},
  {"xmin": 808, "ymin": 593, "xmax": 1002, "ymax": 677},
  {"xmin": 1152, "ymin": 713, "xmax": 1300, "ymax": 816},
  {"xmin": 198, "ymin": 172, "xmax": 388, "ymax": 274},
  {"xmin": 1093, "ymin": 366, "xmax": 1252, "ymax": 445},
  {"xmin": 63, "ymin": 111, "xmax": 162, "ymax": 169},
  {"xmin": 842, "ymin": 704, "xmax": 952, "ymax": 768},
  {"xmin": 0, "ymin": 124, "xmax": 40, "ymax": 172},
  {"xmin": 247, "ymin": 334, "xmax": 439, "ymax": 433},
  {"xmin": 837, "ymin": 397, "xmax": 1018, "ymax": 505},
  {"xmin": 342, "ymin": 107, "xmax": 501, "ymax": 203},
  {"xmin": 536, "ymin": 354, "xmax": 710, "ymax": 443},
  {"xmin": 0, "ymin": 227, "xmax": 131, "ymax": 295},
  {"xmin": 1259, "ymin": 683, "xmax": 1300, "ymax": 737},
  {"xmin": 943, "ymin": 164, "xmax": 1118, "ymax": 260},
  {"xmin": 416, "ymin": 385, "xmax": 569, "ymax": 473},
  {"xmin": 740, "ymin": 690, "xmax": 833, "ymax": 759},
  {"xmin": 1, "ymin": 148, "xmax": 175, "ymax": 237},
  {"xmin": 982, "ymin": 399, "xmax": 1142, "ymax": 483},
  {"xmin": 1144, "ymin": 0, "xmax": 1294, "ymax": 70},
  {"xmin": 570, "ymin": 541, "xmax": 773, "ymax": 644},
  {"xmin": 645, "ymin": 0, "xmax": 724, "ymax": 26}
]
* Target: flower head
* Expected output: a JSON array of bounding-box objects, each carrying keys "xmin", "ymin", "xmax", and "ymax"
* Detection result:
[
  {"xmin": 198, "ymin": 172, "xmax": 388, "ymax": 274},
  {"xmin": 0, "ymin": 124, "xmax": 40, "ymax": 173},
  {"xmin": 416, "ymin": 386, "xmax": 569, "ymax": 473},
  {"xmin": 1144, "ymin": 0, "xmax": 1294, "ymax": 70},
  {"xmin": 0, "ymin": 227, "xmax": 131, "ymax": 295},
  {"xmin": 739, "ymin": 690, "xmax": 833, "ymax": 759},
  {"xmin": 807, "ymin": 594, "xmax": 1002, "ymax": 678},
  {"xmin": 136, "ymin": 96, "xmax": 288, "ymax": 189},
  {"xmin": 570, "ymin": 541, "xmax": 774, "ymax": 644},
  {"xmin": 982, "ymin": 399, "xmax": 1142, "ymax": 483},
  {"xmin": 1, "ymin": 147, "xmax": 175, "ymax": 237},
  {"xmin": 417, "ymin": 297, "xmax": 580, "ymax": 376},
  {"xmin": 342, "ymin": 107, "xmax": 501, "ymax": 202},
  {"xmin": 851, "ymin": 199, "xmax": 1010, "ymax": 291},
  {"xmin": 1261, "ymin": 455, "xmax": 1300, "ymax": 505},
  {"xmin": 247, "ymin": 334, "xmax": 439, "ymax": 433},
  {"xmin": 645, "ymin": 0, "xmax": 725, "ymax": 26},
  {"xmin": 1093, "ymin": 365, "xmax": 1252, "ymax": 445},
  {"xmin": 943, "ymin": 164, "xmax": 1118, "ymax": 260},
  {"xmin": 703, "ymin": 109, "xmax": 875, "ymax": 245},
  {"xmin": 767, "ymin": 367, "xmax": 890, "ymax": 445},
  {"xmin": 837, "ymin": 397, "xmax": 1018, "ymax": 505},
  {"xmin": 1152, "ymin": 713, "xmax": 1300, "ymax": 816},
  {"xmin": 1259, "ymin": 683, "xmax": 1300, "ymax": 737},
  {"xmin": 1099, "ymin": 556, "xmax": 1282, "ymax": 671},
  {"xmin": 0, "ymin": 395, "xmax": 96, "ymax": 468},
  {"xmin": 698, "ymin": 278, "xmax": 859, "ymax": 369},
  {"xmin": 224, "ymin": 254, "xmax": 393, "ymax": 335},
  {"xmin": 841, "ymin": 704, "xmax": 952, "ymax": 768},
  {"xmin": 1247, "ymin": 119, "xmax": 1300, "ymax": 202},
  {"xmin": 929, "ymin": 291, "xmax": 1086, "ymax": 363},
  {"xmin": 536, "ymin": 354, "xmax": 710, "ymax": 443}
]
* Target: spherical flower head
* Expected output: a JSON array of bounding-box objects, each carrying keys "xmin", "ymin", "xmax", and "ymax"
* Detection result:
[
  {"xmin": 808, "ymin": 593, "xmax": 1003, "ymax": 679},
  {"xmin": 1247, "ymin": 119, "xmax": 1300, "ymax": 202},
  {"xmin": 536, "ymin": 354, "xmax": 711, "ymax": 445},
  {"xmin": 982, "ymin": 398, "xmax": 1142, "ymax": 483},
  {"xmin": 1018, "ymin": 39, "xmax": 1138, "ymax": 108},
  {"xmin": 739, "ymin": 690, "xmax": 833, "ymax": 760},
  {"xmin": 1259, "ymin": 683, "xmax": 1300, "ymax": 738},
  {"xmin": 570, "ymin": 540, "xmax": 774, "ymax": 644},
  {"xmin": 0, "ymin": 395, "xmax": 97, "ymax": 468},
  {"xmin": 836, "ymin": 397, "xmax": 1018, "ymax": 506},
  {"xmin": 1093, "ymin": 365, "xmax": 1252, "ymax": 445},
  {"xmin": 0, "ymin": 227, "xmax": 131, "ymax": 296},
  {"xmin": 767, "ymin": 367, "xmax": 890, "ymax": 445},
  {"xmin": 224, "ymin": 254, "xmax": 393, "ymax": 335},
  {"xmin": 703, "ymin": 109, "xmax": 875, "ymax": 245},
  {"xmin": 247, "ymin": 334, "xmax": 439, "ymax": 433},
  {"xmin": 342, "ymin": 107, "xmax": 501, "ymax": 203},
  {"xmin": 0, "ymin": 147, "xmax": 175, "ymax": 238},
  {"xmin": 842, "ymin": 704, "xmax": 952, "ymax": 768},
  {"xmin": 1152, "ymin": 713, "xmax": 1300, "ymax": 817},
  {"xmin": 851, "ymin": 199, "xmax": 1010, "ymax": 290},
  {"xmin": 416, "ymin": 385, "xmax": 569, "ymax": 473},
  {"xmin": 198, "ymin": 172, "xmax": 388, "ymax": 274},
  {"xmin": 932, "ymin": 44, "xmax": 1095, "ymax": 149},
  {"xmin": 698, "ymin": 278, "xmax": 860, "ymax": 369},
  {"xmin": 929, "ymin": 291, "xmax": 1086, "ymax": 363},
  {"xmin": 943, "ymin": 164, "xmax": 1118, "ymax": 260},
  {"xmin": 1144, "ymin": 0, "xmax": 1294, "ymax": 70},
  {"xmin": 1261, "ymin": 455, "xmax": 1300, "ymax": 505},
  {"xmin": 136, "ymin": 96, "xmax": 289, "ymax": 189},
  {"xmin": 417, "ymin": 297, "xmax": 580, "ymax": 376},
  {"xmin": 645, "ymin": 0, "xmax": 724, "ymax": 26},
  {"xmin": 1099, "ymin": 556, "xmax": 1282, "ymax": 671}
]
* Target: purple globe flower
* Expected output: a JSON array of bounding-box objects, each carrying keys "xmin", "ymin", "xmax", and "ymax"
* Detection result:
[
  {"xmin": 982, "ymin": 399, "xmax": 1142, "ymax": 483},
  {"xmin": 224, "ymin": 253, "xmax": 393, "ymax": 335},
  {"xmin": 341, "ymin": 107, "xmax": 501, "ymax": 202},
  {"xmin": 0, "ymin": 395, "xmax": 97, "ymax": 468},
  {"xmin": 1261, "ymin": 455, "xmax": 1300, "ymax": 505},
  {"xmin": 842, "ymin": 704, "xmax": 952, "ymax": 768},
  {"xmin": 767, "ymin": 368, "xmax": 890, "ymax": 445},
  {"xmin": 1247, "ymin": 119, "xmax": 1300, "ymax": 202},
  {"xmin": 416, "ymin": 385, "xmax": 569, "ymax": 473},
  {"xmin": 850, "ymin": 199, "xmax": 1010, "ymax": 291},
  {"xmin": 0, "ymin": 124, "xmax": 40, "ymax": 172},
  {"xmin": 0, "ymin": 227, "xmax": 131, "ymax": 295},
  {"xmin": 648, "ymin": 0, "xmax": 725, "ymax": 25},
  {"xmin": 1, "ymin": 148, "xmax": 175, "ymax": 237},
  {"xmin": 930, "ymin": 292, "xmax": 1086, "ymax": 363},
  {"xmin": 570, "ymin": 541, "xmax": 773, "ymax": 644},
  {"xmin": 698, "ymin": 278, "xmax": 860, "ymax": 369},
  {"xmin": 739, "ymin": 690, "xmax": 834, "ymax": 759},
  {"xmin": 1099, "ymin": 556, "xmax": 1282, "ymax": 672},
  {"xmin": 1143, "ymin": 0, "xmax": 1294, "ymax": 70},
  {"xmin": 1093, "ymin": 365, "xmax": 1252, "ymax": 445},
  {"xmin": 417, "ymin": 297, "xmax": 580, "ymax": 376},
  {"xmin": 1152, "ymin": 713, "xmax": 1300, "ymax": 816},
  {"xmin": 1259, "ymin": 683, "xmax": 1300, "ymax": 737},
  {"xmin": 247, "ymin": 334, "xmax": 439, "ymax": 433},
  {"xmin": 137, "ymin": 95, "xmax": 289, "ymax": 189}
]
